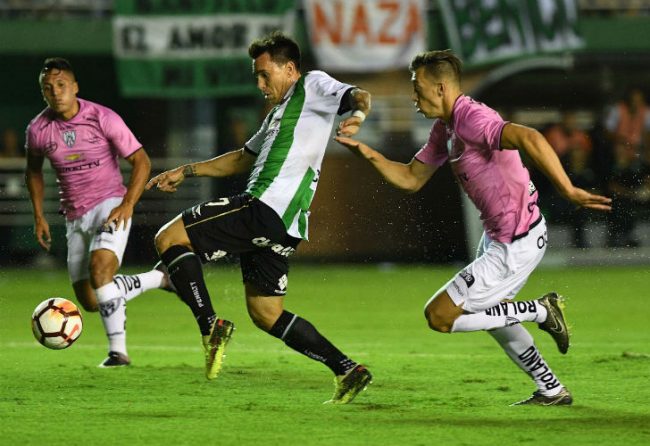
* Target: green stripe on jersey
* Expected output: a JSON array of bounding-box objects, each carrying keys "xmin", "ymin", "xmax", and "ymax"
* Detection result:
[
  {"xmin": 248, "ymin": 77, "xmax": 306, "ymax": 199},
  {"xmin": 282, "ymin": 167, "xmax": 315, "ymax": 238}
]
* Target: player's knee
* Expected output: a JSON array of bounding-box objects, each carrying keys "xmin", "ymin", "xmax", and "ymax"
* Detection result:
[
  {"xmin": 249, "ymin": 311, "xmax": 275, "ymax": 332},
  {"xmin": 79, "ymin": 300, "xmax": 98, "ymax": 312},
  {"xmin": 154, "ymin": 227, "xmax": 170, "ymax": 253},
  {"xmin": 247, "ymin": 302, "xmax": 282, "ymax": 333},
  {"xmin": 75, "ymin": 292, "xmax": 98, "ymax": 312},
  {"xmin": 424, "ymin": 307, "xmax": 453, "ymax": 333},
  {"xmin": 89, "ymin": 260, "xmax": 115, "ymax": 288}
]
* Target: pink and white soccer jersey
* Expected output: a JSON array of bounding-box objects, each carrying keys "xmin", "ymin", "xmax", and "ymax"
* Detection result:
[
  {"xmin": 415, "ymin": 95, "xmax": 540, "ymax": 243},
  {"xmin": 25, "ymin": 98, "xmax": 142, "ymax": 220}
]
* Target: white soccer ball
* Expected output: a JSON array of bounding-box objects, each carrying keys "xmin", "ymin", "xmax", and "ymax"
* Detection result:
[{"xmin": 31, "ymin": 298, "xmax": 83, "ymax": 350}]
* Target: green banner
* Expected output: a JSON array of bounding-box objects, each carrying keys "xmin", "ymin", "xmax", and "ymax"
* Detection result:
[
  {"xmin": 439, "ymin": 0, "xmax": 583, "ymax": 68},
  {"xmin": 113, "ymin": 0, "xmax": 296, "ymax": 98}
]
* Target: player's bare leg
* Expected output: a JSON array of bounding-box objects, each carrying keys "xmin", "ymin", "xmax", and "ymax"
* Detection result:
[
  {"xmin": 425, "ymin": 291, "xmax": 571, "ymax": 405},
  {"xmin": 246, "ymin": 284, "xmax": 372, "ymax": 404}
]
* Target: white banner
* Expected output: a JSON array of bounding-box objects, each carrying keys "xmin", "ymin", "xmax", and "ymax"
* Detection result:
[
  {"xmin": 303, "ymin": 0, "xmax": 427, "ymax": 72},
  {"xmin": 113, "ymin": 14, "xmax": 294, "ymax": 59}
]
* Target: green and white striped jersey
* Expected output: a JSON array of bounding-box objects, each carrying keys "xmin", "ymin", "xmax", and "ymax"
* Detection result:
[{"xmin": 244, "ymin": 70, "xmax": 353, "ymax": 240}]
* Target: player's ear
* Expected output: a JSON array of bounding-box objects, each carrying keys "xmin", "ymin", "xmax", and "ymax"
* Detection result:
[
  {"xmin": 285, "ymin": 61, "xmax": 297, "ymax": 76},
  {"xmin": 73, "ymin": 81, "xmax": 79, "ymax": 95}
]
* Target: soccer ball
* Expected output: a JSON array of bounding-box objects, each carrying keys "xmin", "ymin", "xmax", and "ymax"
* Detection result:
[{"xmin": 31, "ymin": 298, "xmax": 83, "ymax": 350}]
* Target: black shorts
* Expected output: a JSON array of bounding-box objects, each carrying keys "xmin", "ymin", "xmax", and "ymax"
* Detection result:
[{"xmin": 181, "ymin": 194, "xmax": 301, "ymax": 296}]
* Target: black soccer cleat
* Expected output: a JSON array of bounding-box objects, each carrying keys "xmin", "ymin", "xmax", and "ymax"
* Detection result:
[
  {"xmin": 98, "ymin": 351, "xmax": 131, "ymax": 368},
  {"xmin": 511, "ymin": 387, "xmax": 573, "ymax": 406},
  {"xmin": 537, "ymin": 292, "xmax": 570, "ymax": 354}
]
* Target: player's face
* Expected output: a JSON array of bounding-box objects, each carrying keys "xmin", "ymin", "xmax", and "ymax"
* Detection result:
[
  {"xmin": 411, "ymin": 67, "xmax": 444, "ymax": 119},
  {"xmin": 253, "ymin": 52, "xmax": 296, "ymax": 105},
  {"xmin": 40, "ymin": 69, "xmax": 79, "ymax": 120}
]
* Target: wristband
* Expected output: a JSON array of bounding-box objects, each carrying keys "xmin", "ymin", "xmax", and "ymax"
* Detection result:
[{"xmin": 351, "ymin": 110, "xmax": 366, "ymax": 122}]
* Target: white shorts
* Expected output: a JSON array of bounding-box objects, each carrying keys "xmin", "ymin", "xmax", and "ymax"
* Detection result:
[
  {"xmin": 437, "ymin": 217, "xmax": 547, "ymax": 313},
  {"xmin": 66, "ymin": 197, "xmax": 132, "ymax": 283}
]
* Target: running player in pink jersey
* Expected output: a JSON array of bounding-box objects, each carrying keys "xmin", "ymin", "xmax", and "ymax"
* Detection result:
[
  {"xmin": 25, "ymin": 58, "xmax": 172, "ymax": 367},
  {"xmin": 337, "ymin": 50, "xmax": 611, "ymax": 406}
]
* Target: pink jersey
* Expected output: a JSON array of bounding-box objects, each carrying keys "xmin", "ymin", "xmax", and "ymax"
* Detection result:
[
  {"xmin": 26, "ymin": 98, "xmax": 142, "ymax": 220},
  {"xmin": 415, "ymin": 95, "xmax": 540, "ymax": 243}
]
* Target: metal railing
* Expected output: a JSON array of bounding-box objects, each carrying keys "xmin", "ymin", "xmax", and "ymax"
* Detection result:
[{"xmin": 0, "ymin": 157, "xmax": 209, "ymax": 227}]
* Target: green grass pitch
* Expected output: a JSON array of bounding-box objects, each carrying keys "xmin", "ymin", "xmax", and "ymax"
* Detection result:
[{"xmin": 2, "ymin": 264, "xmax": 649, "ymax": 445}]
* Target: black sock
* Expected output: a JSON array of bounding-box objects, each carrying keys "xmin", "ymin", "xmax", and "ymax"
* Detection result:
[
  {"xmin": 269, "ymin": 310, "xmax": 357, "ymax": 375},
  {"xmin": 160, "ymin": 245, "xmax": 216, "ymax": 335}
]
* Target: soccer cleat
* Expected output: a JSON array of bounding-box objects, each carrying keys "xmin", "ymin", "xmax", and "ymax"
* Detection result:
[
  {"xmin": 203, "ymin": 318, "xmax": 235, "ymax": 380},
  {"xmin": 511, "ymin": 387, "xmax": 573, "ymax": 406},
  {"xmin": 98, "ymin": 351, "xmax": 131, "ymax": 368},
  {"xmin": 324, "ymin": 364, "xmax": 373, "ymax": 405},
  {"xmin": 537, "ymin": 292, "xmax": 570, "ymax": 354},
  {"xmin": 154, "ymin": 261, "xmax": 177, "ymax": 294}
]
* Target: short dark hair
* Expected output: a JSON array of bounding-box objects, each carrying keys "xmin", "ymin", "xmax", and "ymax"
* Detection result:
[
  {"xmin": 39, "ymin": 57, "xmax": 76, "ymax": 82},
  {"xmin": 248, "ymin": 31, "xmax": 301, "ymax": 71},
  {"xmin": 409, "ymin": 50, "xmax": 462, "ymax": 84}
]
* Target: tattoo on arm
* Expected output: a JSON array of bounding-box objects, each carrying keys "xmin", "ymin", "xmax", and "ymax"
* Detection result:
[
  {"xmin": 349, "ymin": 88, "xmax": 371, "ymax": 115},
  {"xmin": 183, "ymin": 164, "xmax": 196, "ymax": 177}
]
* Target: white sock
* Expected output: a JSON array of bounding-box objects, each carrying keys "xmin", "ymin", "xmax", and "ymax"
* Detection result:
[
  {"xmin": 451, "ymin": 300, "xmax": 548, "ymax": 332},
  {"xmin": 114, "ymin": 269, "xmax": 165, "ymax": 302},
  {"xmin": 95, "ymin": 282, "xmax": 127, "ymax": 355},
  {"xmin": 489, "ymin": 324, "xmax": 563, "ymax": 396}
]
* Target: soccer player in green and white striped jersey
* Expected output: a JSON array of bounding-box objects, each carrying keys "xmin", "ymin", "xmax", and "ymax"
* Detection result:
[{"xmin": 147, "ymin": 32, "xmax": 372, "ymax": 404}]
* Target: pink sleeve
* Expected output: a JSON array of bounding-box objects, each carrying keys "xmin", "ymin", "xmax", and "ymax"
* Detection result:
[
  {"xmin": 101, "ymin": 108, "xmax": 142, "ymax": 158},
  {"xmin": 414, "ymin": 121, "xmax": 447, "ymax": 167},
  {"xmin": 25, "ymin": 122, "xmax": 41, "ymax": 154},
  {"xmin": 457, "ymin": 104, "xmax": 506, "ymax": 151}
]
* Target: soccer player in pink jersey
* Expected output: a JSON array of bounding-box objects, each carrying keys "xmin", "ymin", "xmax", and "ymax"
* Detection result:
[
  {"xmin": 25, "ymin": 58, "xmax": 173, "ymax": 367},
  {"xmin": 337, "ymin": 50, "xmax": 612, "ymax": 406}
]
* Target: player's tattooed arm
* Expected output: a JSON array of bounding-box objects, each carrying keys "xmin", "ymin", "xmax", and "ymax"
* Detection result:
[
  {"xmin": 338, "ymin": 88, "xmax": 371, "ymax": 137},
  {"xmin": 349, "ymin": 88, "xmax": 371, "ymax": 117}
]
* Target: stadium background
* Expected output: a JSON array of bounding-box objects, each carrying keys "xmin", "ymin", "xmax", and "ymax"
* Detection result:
[{"xmin": 1, "ymin": 0, "xmax": 650, "ymax": 267}]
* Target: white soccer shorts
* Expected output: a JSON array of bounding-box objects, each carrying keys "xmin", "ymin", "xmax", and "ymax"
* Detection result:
[
  {"xmin": 66, "ymin": 196, "xmax": 132, "ymax": 283},
  {"xmin": 432, "ymin": 217, "xmax": 547, "ymax": 313}
]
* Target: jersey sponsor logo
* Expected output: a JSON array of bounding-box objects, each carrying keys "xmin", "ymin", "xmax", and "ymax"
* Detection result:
[
  {"xmin": 62, "ymin": 130, "xmax": 76, "ymax": 148},
  {"xmin": 65, "ymin": 153, "xmax": 82, "ymax": 161},
  {"xmin": 277, "ymin": 274, "xmax": 288, "ymax": 292},
  {"xmin": 447, "ymin": 132, "xmax": 465, "ymax": 162},
  {"xmin": 204, "ymin": 250, "xmax": 227, "ymax": 262},
  {"xmin": 459, "ymin": 270, "xmax": 475, "ymax": 287},
  {"xmin": 61, "ymin": 159, "xmax": 100, "ymax": 172},
  {"xmin": 252, "ymin": 237, "xmax": 296, "ymax": 257}
]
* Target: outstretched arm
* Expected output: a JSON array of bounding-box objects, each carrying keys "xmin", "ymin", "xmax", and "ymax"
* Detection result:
[
  {"xmin": 337, "ymin": 88, "xmax": 372, "ymax": 137},
  {"xmin": 146, "ymin": 148, "xmax": 255, "ymax": 193},
  {"xmin": 335, "ymin": 136, "xmax": 436, "ymax": 193},
  {"xmin": 501, "ymin": 123, "xmax": 612, "ymax": 211}
]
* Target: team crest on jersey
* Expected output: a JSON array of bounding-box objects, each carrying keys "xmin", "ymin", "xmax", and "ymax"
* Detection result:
[
  {"xmin": 62, "ymin": 130, "xmax": 76, "ymax": 148},
  {"xmin": 447, "ymin": 133, "xmax": 465, "ymax": 161}
]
